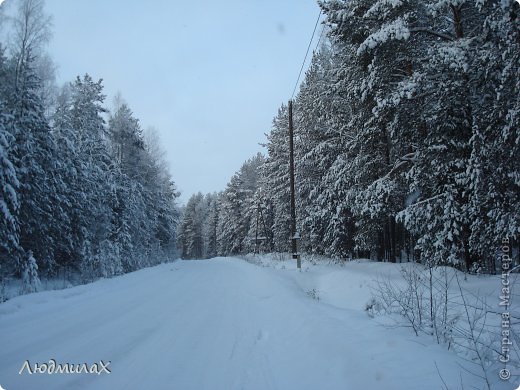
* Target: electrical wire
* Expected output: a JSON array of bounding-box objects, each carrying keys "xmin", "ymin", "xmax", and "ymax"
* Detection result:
[{"xmin": 291, "ymin": 9, "xmax": 322, "ymax": 100}]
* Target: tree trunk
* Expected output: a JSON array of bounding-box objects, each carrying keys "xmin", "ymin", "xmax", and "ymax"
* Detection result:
[{"xmin": 451, "ymin": 5, "xmax": 464, "ymax": 39}]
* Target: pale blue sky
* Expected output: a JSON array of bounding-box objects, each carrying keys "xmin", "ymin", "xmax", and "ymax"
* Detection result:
[{"xmin": 32, "ymin": 0, "xmax": 322, "ymax": 202}]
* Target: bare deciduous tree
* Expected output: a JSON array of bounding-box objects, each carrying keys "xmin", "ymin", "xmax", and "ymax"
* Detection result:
[{"xmin": 11, "ymin": 0, "xmax": 52, "ymax": 87}]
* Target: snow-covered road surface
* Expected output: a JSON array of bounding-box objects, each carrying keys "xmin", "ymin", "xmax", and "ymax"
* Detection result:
[{"xmin": 0, "ymin": 258, "xmax": 494, "ymax": 389}]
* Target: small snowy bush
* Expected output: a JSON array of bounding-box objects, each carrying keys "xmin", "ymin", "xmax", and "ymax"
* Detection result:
[
  {"xmin": 365, "ymin": 297, "xmax": 382, "ymax": 318},
  {"xmin": 306, "ymin": 288, "xmax": 320, "ymax": 301},
  {"xmin": 21, "ymin": 251, "xmax": 41, "ymax": 294}
]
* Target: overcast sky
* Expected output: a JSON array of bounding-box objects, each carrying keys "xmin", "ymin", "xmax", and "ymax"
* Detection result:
[{"xmin": 10, "ymin": 0, "xmax": 323, "ymax": 203}]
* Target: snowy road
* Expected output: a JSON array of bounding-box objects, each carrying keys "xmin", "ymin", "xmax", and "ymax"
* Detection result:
[{"xmin": 0, "ymin": 258, "xmax": 490, "ymax": 389}]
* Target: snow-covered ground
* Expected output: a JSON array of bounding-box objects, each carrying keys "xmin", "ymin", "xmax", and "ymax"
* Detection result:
[{"xmin": 0, "ymin": 256, "xmax": 517, "ymax": 389}]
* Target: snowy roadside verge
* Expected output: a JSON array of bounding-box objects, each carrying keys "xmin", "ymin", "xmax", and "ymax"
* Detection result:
[
  {"xmin": 240, "ymin": 253, "xmax": 520, "ymax": 389},
  {"xmin": 0, "ymin": 257, "xmax": 179, "ymax": 303}
]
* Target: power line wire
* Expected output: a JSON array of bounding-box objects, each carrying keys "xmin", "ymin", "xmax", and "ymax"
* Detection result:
[
  {"xmin": 315, "ymin": 21, "xmax": 326, "ymax": 52},
  {"xmin": 291, "ymin": 9, "xmax": 322, "ymax": 100}
]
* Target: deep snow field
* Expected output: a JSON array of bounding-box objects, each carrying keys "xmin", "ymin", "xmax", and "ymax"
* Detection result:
[{"xmin": 0, "ymin": 256, "xmax": 517, "ymax": 390}]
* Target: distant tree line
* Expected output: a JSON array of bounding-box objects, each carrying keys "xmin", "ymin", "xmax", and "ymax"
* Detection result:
[
  {"xmin": 178, "ymin": 0, "xmax": 519, "ymax": 272},
  {"xmin": 0, "ymin": 0, "xmax": 179, "ymax": 295}
]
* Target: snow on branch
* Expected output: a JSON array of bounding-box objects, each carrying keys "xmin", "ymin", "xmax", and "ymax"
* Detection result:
[
  {"xmin": 381, "ymin": 151, "xmax": 419, "ymax": 180},
  {"xmin": 365, "ymin": 0, "xmax": 404, "ymax": 18},
  {"xmin": 357, "ymin": 17, "xmax": 410, "ymax": 55},
  {"xmin": 409, "ymin": 27, "xmax": 454, "ymax": 42}
]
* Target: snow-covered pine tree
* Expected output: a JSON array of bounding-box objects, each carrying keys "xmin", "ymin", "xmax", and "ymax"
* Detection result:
[
  {"xmin": 178, "ymin": 192, "xmax": 205, "ymax": 259},
  {"xmin": 50, "ymin": 85, "xmax": 85, "ymax": 270},
  {"xmin": 217, "ymin": 173, "xmax": 245, "ymax": 256},
  {"xmin": 0, "ymin": 0, "xmax": 64, "ymax": 274},
  {"xmin": 0, "ymin": 99, "xmax": 19, "ymax": 274},
  {"xmin": 350, "ymin": 0, "xmax": 425, "ymax": 262},
  {"xmin": 0, "ymin": 46, "xmax": 20, "ymax": 274},
  {"xmin": 320, "ymin": 0, "xmax": 426, "ymax": 261},
  {"xmin": 306, "ymin": 3, "xmax": 375, "ymax": 259},
  {"xmin": 202, "ymin": 193, "xmax": 219, "ymax": 258},
  {"xmin": 69, "ymin": 74, "xmax": 114, "ymax": 277},
  {"xmin": 8, "ymin": 51, "xmax": 63, "ymax": 273},
  {"xmin": 108, "ymin": 99, "xmax": 148, "ymax": 271},
  {"xmin": 216, "ymin": 154, "xmax": 264, "ymax": 256},
  {"xmin": 140, "ymin": 136, "xmax": 179, "ymax": 261},
  {"xmin": 109, "ymin": 99, "xmax": 145, "ymax": 180},
  {"xmin": 294, "ymin": 42, "xmax": 339, "ymax": 255},
  {"xmin": 466, "ymin": 1, "xmax": 520, "ymax": 270},
  {"xmin": 21, "ymin": 250, "xmax": 40, "ymax": 294},
  {"xmin": 261, "ymin": 105, "xmax": 293, "ymax": 253},
  {"xmin": 395, "ymin": 1, "xmax": 487, "ymax": 269}
]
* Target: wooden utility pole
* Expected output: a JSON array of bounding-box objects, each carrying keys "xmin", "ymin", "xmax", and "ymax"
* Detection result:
[{"xmin": 288, "ymin": 100, "xmax": 301, "ymax": 269}]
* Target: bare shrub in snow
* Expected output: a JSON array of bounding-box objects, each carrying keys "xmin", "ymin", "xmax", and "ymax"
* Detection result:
[
  {"xmin": 370, "ymin": 263, "xmax": 516, "ymax": 389},
  {"xmin": 372, "ymin": 264, "xmax": 429, "ymax": 335}
]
